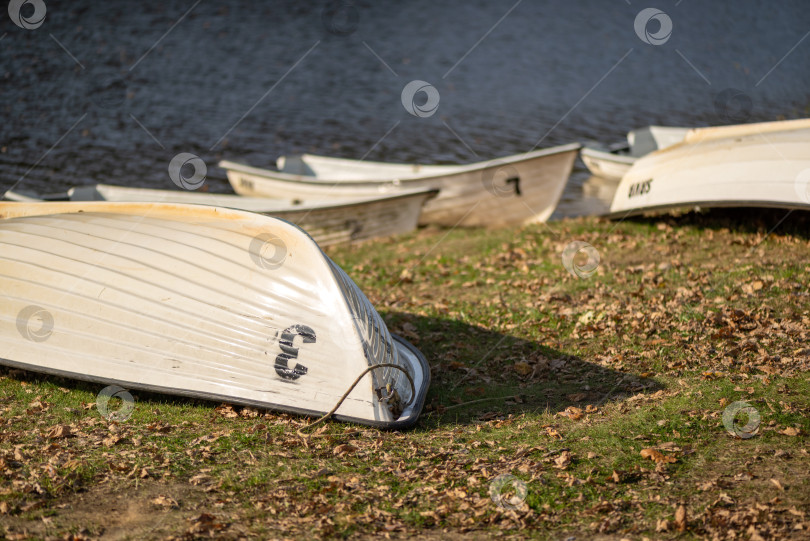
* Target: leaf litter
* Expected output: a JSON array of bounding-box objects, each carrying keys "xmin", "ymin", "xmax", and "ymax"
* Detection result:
[{"xmin": 1, "ymin": 210, "xmax": 809, "ymax": 539}]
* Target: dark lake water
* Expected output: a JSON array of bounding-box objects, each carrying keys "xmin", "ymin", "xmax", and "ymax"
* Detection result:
[{"xmin": 2, "ymin": 0, "xmax": 809, "ymax": 217}]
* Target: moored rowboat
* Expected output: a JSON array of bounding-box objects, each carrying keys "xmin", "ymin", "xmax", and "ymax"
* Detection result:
[
  {"xmin": 0, "ymin": 202, "xmax": 429, "ymax": 428},
  {"xmin": 220, "ymin": 143, "xmax": 581, "ymax": 227}
]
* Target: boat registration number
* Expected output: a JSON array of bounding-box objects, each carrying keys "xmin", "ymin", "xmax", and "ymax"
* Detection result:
[{"xmin": 628, "ymin": 179, "xmax": 652, "ymax": 198}]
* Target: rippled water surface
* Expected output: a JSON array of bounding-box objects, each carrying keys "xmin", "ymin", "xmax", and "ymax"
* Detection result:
[{"xmin": 2, "ymin": 0, "xmax": 809, "ymax": 216}]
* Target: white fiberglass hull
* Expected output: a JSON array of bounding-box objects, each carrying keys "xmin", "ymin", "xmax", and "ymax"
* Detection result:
[
  {"xmin": 221, "ymin": 144, "xmax": 581, "ymax": 227},
  {"xmin": 580, "ymin": 148, "xmax": 635, "ymax": 182},
  {"xmin": 4, "ymin": 185, "xmax": 437, "ymax": 247},
  {"xmin": 0, "ymin": 202, "xmax": 429, "ymax": 428},
  {"xmin": 609, "ymin": 120, "xmax": 810, "ymax": 216},
  {"xmin": 581, "ymin": 126, "xmax": 690, "ymax": 181}
]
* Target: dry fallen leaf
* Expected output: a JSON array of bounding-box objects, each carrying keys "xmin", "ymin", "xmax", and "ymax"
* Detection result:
[
  {"xmin": 190, "ymin": 474, "xmax": 212, "ymax": 486},
  {"xmin": 558, "ymin": 406, "xmax": 584, "ymax": 420},
  {"xmin": 675, "ymin": 504, "xmax": 687, "ymax": 531},
  {"xmin": 749, "ymin": 528, "xmax": 767, "ymax": 541},
  {"xmin": 779, "ymin": 427, "xmax": 801, "ymax": 436},
  {"xmin": 770, "ymin": 478, "xmax": 785, "ymax": 491},
  {"xmin": 698, "ymin": 480, "xmax": 716, "ymax": 491},
  {"xmin": 333, "ymin": 444, "xmax": 359, "ymax": 456},
  {"xmin": 102, "ymin": 435, "xmax": 123, "ymax": 447},
  {"xmin": 46, "ymin": 425, "xmax": 73, "ymax": 439},
  {"xmin": 640, "ymin": 448, "xmax": 677, "ymax": 464},
  {"xmin": 151, "ymin": 495, "xmax": 179, "ymax": 509},
  {"xmin": 554, "ymin": 450, "xmax": 572, "ymax": 469},
  {"xmin": 215, "ymin": 404, "xmax": 239, "ymax": 418},
  {"xmin": 240, "ymin": 407, "xmax": 260, "ymax": 418},
  {"xmin": 513, "ymin": 361, "xmax": 532, "ymax": 376},
  {"xmin": 27, "ymin": 400, "xmax": 46, "ymax": 413}
]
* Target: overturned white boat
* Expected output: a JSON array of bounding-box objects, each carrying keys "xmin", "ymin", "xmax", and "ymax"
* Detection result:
[
  {"xmin": 220, "ymin": 143, "xmax": 581, "ymax": 227},
  {"xmin": 609, "ymin": 118, "xmax": 810, "ymax": 216},
  {"xmin": 3, "ymin": 184, "xmax": 437, "ymax": 247},
  {"xmin": 581, "ymin": 126, "xmax": 690, "ymax": 181},
  {"xmin": 0, "ymin": 202, "xmax": 429, "ymax": 428}
]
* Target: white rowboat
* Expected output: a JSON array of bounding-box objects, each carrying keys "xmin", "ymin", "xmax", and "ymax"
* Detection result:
[
  {"xmin": 581, "ymin": 126, "xmax": 690, "ymax": 181},
  {"xmin": 0, "ymin": 202, "xmax": 429, "ymax": 428},
  {"xmin": 2, "ymin": 185, "xmax": 437, "ymax": 247},
  {"xmin": 609, "ymin": 119, "xmax": 810, "ymax": 216},
  {"xmin": 220, "ymin": 143, "xmax": 581, "ymax": 226}
]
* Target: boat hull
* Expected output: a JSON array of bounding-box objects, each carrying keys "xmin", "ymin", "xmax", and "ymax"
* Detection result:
[
  {"xmin": 580, "ymin": 147, "xmax": 635, "ymax": 182},
  {"xmin": 581, "ymin": 126, "xmax": 690, "ymax": 181},
  {"xmin": 609, "ymin": 122, "xmax": 810, "ymax": 216},
  {"xmin": 221, "ymin": 144, "xmax": 581, "ymax": 227},
  {"xmin": 6, "ymin": 185, "xmax": 437, "ymax": 247},
  {"xmin": 0, "ymin": 202, "xmax": 429, "ymax": 428},
  {"xmin": 263, "ymin": 190, "xmax": 436, "ymax": 244}
]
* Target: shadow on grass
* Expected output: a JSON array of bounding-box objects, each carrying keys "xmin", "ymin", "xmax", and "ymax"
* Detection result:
[
  {"xmin": 623, "ymin": 207, "xmax": 810, "ymax": 239},
  {"xmin": 1, "ymin": 310, "xmax": 662, "ymax": 430},
  {"xmin": 383, "ymin": 312, "xmax": 662, "ymax": 429}
]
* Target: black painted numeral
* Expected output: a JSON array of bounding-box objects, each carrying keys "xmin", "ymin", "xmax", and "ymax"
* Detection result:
[
  {"xmin": 628, "ymin": 179, "xmax": 652, "ymax": 198},
  {"xmin": 506, "ymin": 176, "xmax": 521, "ymax": 196},
  {"xmin": 274, "ymin": 324, "xmax": 316, "ymax": 380},
  {"xmin": 344, "ymin": 219, "xmax": 363, "ymax": 240}
]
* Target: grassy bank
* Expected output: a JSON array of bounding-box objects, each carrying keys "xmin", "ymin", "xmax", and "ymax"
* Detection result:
[{"xmin": 1, "ymin": 209, "xmax": 809, "ymax": 540}]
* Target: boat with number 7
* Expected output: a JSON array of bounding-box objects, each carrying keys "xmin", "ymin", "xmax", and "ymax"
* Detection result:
[
  {"xmin": 220, "ymin": 143, "xmax": 581, "ymax": 227},
  {"xmin": 608, "ymin": 118, "xmax": 810, "ymax": 216},
  {"xmin": 0, "ymin": 201, "xmax": 429, "ymax": 428}
]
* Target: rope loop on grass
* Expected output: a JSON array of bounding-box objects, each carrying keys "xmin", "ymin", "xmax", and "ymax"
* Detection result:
[{"xmin": 297, "ymin": 363, "xmax": 415, "ymax": 438}]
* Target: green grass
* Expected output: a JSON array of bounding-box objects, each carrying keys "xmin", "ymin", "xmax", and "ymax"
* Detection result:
[{"xmin": 1, "ymin": 209, "xmax": 809, "ymax": 539}]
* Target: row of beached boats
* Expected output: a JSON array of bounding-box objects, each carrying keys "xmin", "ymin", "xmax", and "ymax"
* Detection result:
[
  {"xmin": 1, "ymin": 117, "xmax": 808, "ymax": 428},
  {"xmin": 7, "ymin": 117, "xmax": 810, "ymax": 245},
  {"xmin": 4, "ymin": 142, "xmax": 583, "ymax": 246}
]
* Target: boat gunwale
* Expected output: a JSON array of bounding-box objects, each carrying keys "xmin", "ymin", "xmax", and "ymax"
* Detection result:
[
  {"xmin": 683, "ymin": 117, "xmax": 810, "ymax": 145},
  {"xmin": 0, "ymin": 201, "xmax": 284, "ymax": 223},
  {"xmin": 219, "ymin": 142, "xmax": 582, "ymax": 187},
  {"xmin": 80, "ymin": 185, "xmax": 440, "ymax": 211},
  {"xmin": 5, "ymin": 186, "xmax": 440, "ymax": 212},
  {"xmin": 580, "ymin": 146, "xmax": 637, "ymax": 165}
]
